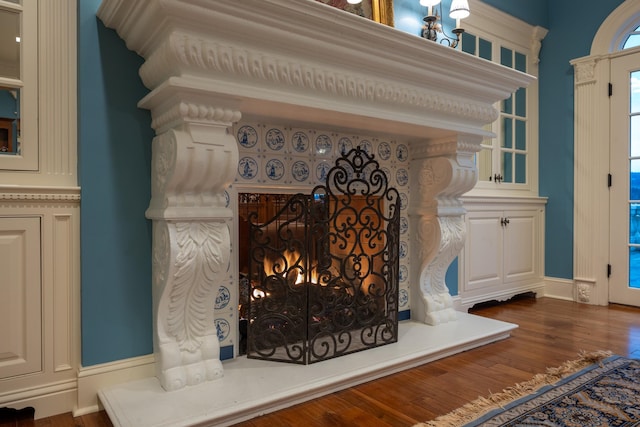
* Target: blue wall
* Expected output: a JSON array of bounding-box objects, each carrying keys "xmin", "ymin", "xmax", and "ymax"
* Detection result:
[
  {"xmin": 78, "ymin": 0, "xmax": 154, "ymax": 365},
  {"xmin": 537, "ymin": 0, "xmax": 624, "ymax": 278},
  {"xmin": 78, "ymin": 0, "xmax": 631, "ymax": 366}
]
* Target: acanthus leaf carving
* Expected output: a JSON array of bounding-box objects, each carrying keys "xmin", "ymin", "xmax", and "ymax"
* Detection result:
[{"xmin": 167, "ymin": 221, "xmax": 230, "ymax": 353}]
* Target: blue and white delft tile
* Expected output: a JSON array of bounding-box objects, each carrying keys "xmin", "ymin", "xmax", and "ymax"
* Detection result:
[
  {"xmin": 314, "ymin": 160, "xmax": 332, "ymax": 185},
  {"xmin": 377, "ymin": 140, "xmax": 392, "ymax": 161},
  {"xmin": 399, "ymin": 288, "xmax": 409, "ymax": 309},
  {"xmin": 314, "ymin": 133, "xmax": 333, "ymax": 157},
  {"xmin": 399, "ymin": 264, "xmax": 409, "ymax": 284},
  {"xmin": 399, "ymin": 241, "xmax": 408, "ymax": 259},
  {"xmin": 400, "ymin": 216, "xmax": 409, "ymax": 235},
  {"xmin": 336, "ymin": 135, "xmax": 354, "ymax": 156},
  {"xmin": 399, "ymin": 193, "xmax": 409, "ymax": 211},
  {"xmin": 395, "ymin": 143, "xmax": 409, "ymax": 163},
  {"xmin": 396, "ymin": 167, "xmax": 409, "ymax": 187},
  {"xmin": 358, "ymin": 139, "xmax": 373, "ymax": 156},
  {"xmin": 214, "ymin": 311, "xmax": 234, "ymax": 346},
  {"xmin": 236, "ymin": 124, "xmax": 259, "ymax": 150},
  {"xmin": 264, "ymin": 127, "xmax": 287, "ymax": 152},
  {"xmin": 291, "ymin": 158, "xmax": 312, "ymax": 184},
  {"xmin": 290, "ymin": 129, "xmax": 311, "ymax": 154},
  {"xmin": 237, "ymin": 156, "xmax": 259, "ymax": 182},
  {"xmin": 215, "ymin": 284, "xmax": 232, "ymax": 310},
  {"xmin": 263, "ymin": 157, "xmax": 286, "ymax": 182}
]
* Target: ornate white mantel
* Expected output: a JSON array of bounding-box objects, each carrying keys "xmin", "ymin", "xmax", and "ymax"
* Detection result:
[{"xmin": 97, "ymin": 0, "xmax": 533, "ymax": 394}]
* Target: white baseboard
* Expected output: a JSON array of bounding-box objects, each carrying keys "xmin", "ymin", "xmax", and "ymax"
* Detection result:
[
  {"xmin": 0, "ymin": 379, "xmax": 77, "ymax": 420},
  {"xmin": 543, "ymin": 277, "xmax": 575, "ymax": 301},
  {"xmin": 75, "ymin": 354, "xmax": 155, "ymax": 417}
]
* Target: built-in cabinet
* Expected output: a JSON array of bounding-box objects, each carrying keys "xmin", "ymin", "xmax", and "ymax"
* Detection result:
[
  {"xmin": 0, "ymin": 217, "xmax": 42, "ymax": 379},
  {"xmin": 0, "ymin": 0, "xmax": 79, "ymax": 419},
  {"xmin": 458, "ymin": 197, "xmax": 546, "ymax": 310}
]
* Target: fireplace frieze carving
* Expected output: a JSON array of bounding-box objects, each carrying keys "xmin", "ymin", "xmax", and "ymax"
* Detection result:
[{"xmin": 139, "ymin": 33, "xmax": 499, "ymax": 125}]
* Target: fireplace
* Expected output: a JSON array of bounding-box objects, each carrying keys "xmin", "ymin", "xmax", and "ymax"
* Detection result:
[
  {"xmin": 240, "ymin": 148, "xmax": 400, "ymax": 364},
  {"xmin": 96, "ymin": 0, "xmax": 534, "ymax": 424}
]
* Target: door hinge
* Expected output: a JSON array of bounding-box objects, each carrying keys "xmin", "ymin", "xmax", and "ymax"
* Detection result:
[
  {"xmin": 607, "ymin": 264, "xmax": 612, "ymax": 278},
  {"xmin": 609, "ymin": 83, "xmax": 613, "ymax": 97},
  {"xmin": 608, "ymin": 173, "xmax": 612, "ymax": 188}
]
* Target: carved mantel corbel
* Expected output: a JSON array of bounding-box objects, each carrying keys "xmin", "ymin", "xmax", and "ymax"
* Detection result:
[
  {"xmin": 143, "ymin": 90, "xmax": 240, "ymax": 391},
  {"xmin": 409, "ymin": 135, "xmax": 481, "ymax": 325}
]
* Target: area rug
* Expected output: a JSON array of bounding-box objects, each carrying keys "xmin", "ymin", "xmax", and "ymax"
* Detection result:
[{"xmin": 416, "ymin": 350, "xmax": 640, "ymax": 427}]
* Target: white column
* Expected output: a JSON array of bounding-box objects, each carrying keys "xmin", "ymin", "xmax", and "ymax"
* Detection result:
[
  {"xmin": 409, "ymin": 135, "xmax": 480, "ymax": 325},
  {"xmin": 571, "ymin": 56, "xmax": 610, "ymax": 305}
]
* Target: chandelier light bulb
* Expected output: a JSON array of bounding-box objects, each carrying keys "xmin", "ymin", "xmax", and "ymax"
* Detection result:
[
  {"xmin": 419, "ymin": 0, "xmax": 441, "ymax": 6},
  {"xmin": 347, "ymin": 0, "xmax": 363, "ymax": 4}
]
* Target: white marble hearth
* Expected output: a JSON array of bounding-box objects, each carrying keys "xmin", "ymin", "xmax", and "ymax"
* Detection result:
[{"xmin": 100, "ymin": 314, "xmax": 516, "ymax": 427}]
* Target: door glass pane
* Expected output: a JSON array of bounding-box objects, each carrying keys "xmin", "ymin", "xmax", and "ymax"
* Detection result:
[
  {"xmin": 477, "ymin": 144, "xmax": 492, "ymax": 182},
  {"xmin": 0, "ymin": 88, "xmax": 19, "ymax": 154},
  {"xmin": 631, "ymin": 203, "xmax": 640, "ymax": 289},
  {"xmin": 461, "ymin": 33, "xmax": 475, "ymax": 55},
  {"xmin": 502, "ymin": 94, "xmax": 512, "ymax": 114},
  {"xmin": 632, "ymin": 159, "xmax": 640, "ymax": 200},
  {"xmin": 632, "ymin": 71, "xmax": 640, "ymax": 114},
  {"xmin": 479, "ymin": 38, "xmax": 492, "ymax": 61},
  {"xmin": 630, "ymin": 246, "xmax": 640, "ymax": 289},
  {"xmin": 631, "ymin": 204, "xmax": 640, "ymax": 244},
  {"xmin": 515, "ymin": 153, "xmax": 526, "ymax": 183},
  {"xmin": 626, "ymin": 35, "xmax": 640, "ymax": 50},
  {"xmin": 0, "ymin": 9, "xmax": 20, "ymax": 79},
  {"xmin": 500, "ymin": 47, "xmax": 512, "ymax": 68},
  {"xmin": 515, "ymin": 88, "xmax": 526, "ymax": 117},
  {"xmin": 502, "ymin": 118, "xmax": 512, "ymax": 148},
  {"xmin": 502, "ymin": 152, "xmax": 512, "ymax": 183},
  {"xmin": 632, "ymin": 115, "xmax": 640, "ymax": 157},
  {"xmin": 515, "ymin": 52, "xmax": 526, "ymax": 73},
  {"xmin": 515, "ymin": 119, "xmax": 526, "ymax": 150}
]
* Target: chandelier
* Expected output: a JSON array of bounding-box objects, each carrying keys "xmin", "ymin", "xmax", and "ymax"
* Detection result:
[{"xmin": 420, "ymin": 0, "xmax": 470, "ymax": 48}]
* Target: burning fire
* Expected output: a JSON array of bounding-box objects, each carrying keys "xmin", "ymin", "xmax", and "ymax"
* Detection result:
[{"xmin": 261, "ymin": 249, "xmax": 318, "ymax": 285}]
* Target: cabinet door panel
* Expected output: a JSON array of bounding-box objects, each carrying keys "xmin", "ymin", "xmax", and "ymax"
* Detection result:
[
  {"xmin": 0, "ymin": 217, "xmax": 42, "ymax": 379},
  {"xmin": 465, "ymin": 213, "xmax": 503, "ymax": 290},
  {"xmin": 504, "ymin": 211, "xmax": 537, "ymax": 281}
]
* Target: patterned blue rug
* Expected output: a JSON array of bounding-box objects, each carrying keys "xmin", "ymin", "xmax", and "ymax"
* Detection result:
[{"xmin": 417, "ymin": 352, "xmax": 640, "ymax": 427}]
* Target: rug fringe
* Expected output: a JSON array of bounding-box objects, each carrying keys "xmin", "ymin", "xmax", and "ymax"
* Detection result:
[{"xmin": 414, "ymin": 350, "xmax": 613, "ymax": 427}]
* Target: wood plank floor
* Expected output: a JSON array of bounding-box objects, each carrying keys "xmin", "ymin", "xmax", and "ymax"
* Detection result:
[{"xmin": 21, "ymin": 296, "xmax": 640, "ymax": 427}]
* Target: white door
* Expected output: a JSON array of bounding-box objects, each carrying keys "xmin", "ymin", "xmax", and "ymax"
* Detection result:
[{"xmin": 610, "ymin": 50, "xmax": 640, "ymax": 306}]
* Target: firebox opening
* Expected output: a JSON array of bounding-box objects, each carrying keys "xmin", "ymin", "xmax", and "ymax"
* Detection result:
[{"xmin": 238, "ymin": 148, "xmax": 401, "ymax": 364}]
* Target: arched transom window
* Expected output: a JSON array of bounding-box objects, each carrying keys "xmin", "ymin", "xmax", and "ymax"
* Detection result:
[{"xmin": 623, "ymin": 25, "xmax": 640, "ymax": 50}]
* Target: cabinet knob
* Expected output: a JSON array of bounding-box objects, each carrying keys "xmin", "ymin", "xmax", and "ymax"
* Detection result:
[{"xmin": 500, "ymin": 217, "xmax": 510, "ymax": 226}]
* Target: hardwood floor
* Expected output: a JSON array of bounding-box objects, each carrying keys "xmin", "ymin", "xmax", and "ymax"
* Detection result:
[{"xmin": 24, "ymin": 296, "xmax": 640, "ymax": 427}]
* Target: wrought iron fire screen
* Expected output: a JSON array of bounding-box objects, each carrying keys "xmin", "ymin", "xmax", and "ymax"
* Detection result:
[{"xmin": 246, "ymin": 147, "xmax": 400, "ymax": 364}]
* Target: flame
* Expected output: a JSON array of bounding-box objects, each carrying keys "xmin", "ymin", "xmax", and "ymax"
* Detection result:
[{"xmin": 262, "ymin": 249, "xmax": 318, "ymax": 285}]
